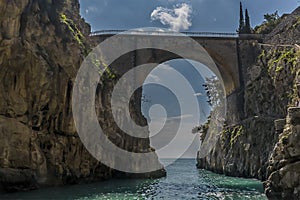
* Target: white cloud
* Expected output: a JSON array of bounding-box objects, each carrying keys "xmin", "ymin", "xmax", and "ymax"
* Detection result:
[
  {"xmin": 158, "ymin": 63, "xmax": 173, "ymax": 70},
  {"xmin": 147, "ymin": 74, "xmax": 161, "ymax": 82},
  {"xmin": 148, "ymin": 114, "xmax": 193, "ymax": 121},
  {"xmin": 151, "ymin": 3, "xmax": 192, "ymax": 32},
  {"xmin": 85, "ymin": 6, "xmax": 99, "ymax": 15},
  {"xmin": 194, "ymin": 92, "xmax": 203, "ymax": 96},
  {"xmin": 170, "ymin": 114, "xmax": 194, "ymax": 120}
]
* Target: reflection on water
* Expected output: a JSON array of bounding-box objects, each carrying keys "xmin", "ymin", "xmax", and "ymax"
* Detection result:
[{"xmin": 0, "ymin": 159, "xmax": 267, "ymax": 200}]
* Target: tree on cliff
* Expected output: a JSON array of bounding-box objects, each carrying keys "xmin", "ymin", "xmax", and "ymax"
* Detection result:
[
  {"xmin": 245, "ymin": 9, "xmax": 252, "ymax": 33},
  {"xmin": 238, "ymin": 2, "xmax": 252, "ymax": 34},
  {"xmin": 192, "ymin": 76, "xmax": 224, "ymax": 135},
  {"xmin": 238, "ymin": 2, "xmax": 245, "ymax": 33},
  {"xmin": 203, "ymin": 76, "xmax": 224, "ymax": 108},
  {"xmin": 264, "ymin": 11, "xmax": 279, "ymax": 23},
  {"xmin": 254, "ymin": 11, "xmax": 281, "ymax": 34}
]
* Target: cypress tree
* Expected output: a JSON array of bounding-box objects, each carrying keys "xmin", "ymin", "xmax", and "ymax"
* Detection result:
[
  {"xmin": 245, "ymin": 9, "xmax": 251, "ymax": 33},
  {"xmin": 238, "ymin": 2, "xmax": 245, "ymax": 33}
]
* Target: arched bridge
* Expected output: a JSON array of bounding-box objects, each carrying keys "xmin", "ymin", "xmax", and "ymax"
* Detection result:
[
  {"xmin": 90, "ymin": 30, "xmax": 262, "ymax": 95},
  {"xmin": 90, "ymin": 30, "xmax": 264, "ymax": 124}
]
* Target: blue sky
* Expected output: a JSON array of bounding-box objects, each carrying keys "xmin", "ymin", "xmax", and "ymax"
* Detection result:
[
  {"xmin": 80, "ymin": 0, "xmax": 300, "ymax": 32},
  {"xmin": 141, "ymin": 60, "xmax": 213, "ymax": 158}
]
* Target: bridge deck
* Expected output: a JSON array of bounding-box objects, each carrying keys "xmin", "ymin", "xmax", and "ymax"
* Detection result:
[{"xmin": 90, "ymin": 30, "xmax": 239, "ymax": 38}]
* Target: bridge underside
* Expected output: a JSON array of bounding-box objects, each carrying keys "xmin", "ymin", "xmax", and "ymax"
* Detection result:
[{"xmin": 92, "ymin": 34, "xmax": 241, "ymax": 95}]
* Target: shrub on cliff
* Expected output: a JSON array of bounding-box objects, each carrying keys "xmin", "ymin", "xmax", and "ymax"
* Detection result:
[{"xmin": 254, "ymin": 11, "xmax": 282, "ymax": 34}]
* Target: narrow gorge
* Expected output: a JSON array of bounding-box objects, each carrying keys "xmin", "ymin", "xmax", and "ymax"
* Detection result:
[{"xmin": 0, "ymin": 0, "xmax": 299, "ymax": 199}]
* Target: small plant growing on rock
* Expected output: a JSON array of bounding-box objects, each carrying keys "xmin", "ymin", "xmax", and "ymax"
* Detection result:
[
  {"xmin": 89, "ymin": 53, "xmax": 117, "ymax": 80},
  {"xmin": 60, "ymin": 13, "xmax": 85, "ymax": 48},
  {"xmin": 229, "ymin": 125, "xmax": 244, "ymax": 146}
]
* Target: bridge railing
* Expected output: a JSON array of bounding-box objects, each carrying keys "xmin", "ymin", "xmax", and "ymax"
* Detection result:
[{"xmin": 90, "ymin": 30, "xmax": 239, "ymax": 38}]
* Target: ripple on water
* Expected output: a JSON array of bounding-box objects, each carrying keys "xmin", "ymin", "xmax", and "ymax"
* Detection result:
[{"xmin": 0, "ymin": 159, "xmax": 267, "ymax": 200}]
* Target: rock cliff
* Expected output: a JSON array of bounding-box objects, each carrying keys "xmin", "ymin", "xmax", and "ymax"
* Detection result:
[
  {"xmin": 0, "ymin": 0, "xmax": 164, "ymax": 192},
  {"xmin": 197, "ymin": 6, "xmax": 300, "ymax": 198},
  {"xmin": 265, "ymin": 107, "xmax": 300, "ymax": 199}
]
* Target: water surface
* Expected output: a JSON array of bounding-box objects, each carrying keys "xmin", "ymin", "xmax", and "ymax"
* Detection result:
[{"xmin": 0, "ymin": 159, "xmax": 267, "ymax": 199}]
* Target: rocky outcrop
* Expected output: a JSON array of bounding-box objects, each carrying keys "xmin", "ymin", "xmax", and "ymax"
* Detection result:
[
  {"xmin": 0, "ymin": 0, "xmax": 164, "ymax": 192},
  {"xmin": 197, "ymin": 42, "xmax": 300, "ymax": 180},
  {"xmin": 265, "ymin": 7, "xmax": 300, "ymax": 45},
  {"xmin": 197, "ymin": 116, "xmax": 278, "ymax": 180},
  {"xmin": 265, "ymin": 107, "xmax": 300, "ymax": 199},
  {"xmin": 197, "ymin": 6, "xmax": 300, "ymax": 197}
]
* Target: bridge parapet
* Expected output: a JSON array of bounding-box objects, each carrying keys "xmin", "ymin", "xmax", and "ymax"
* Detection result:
[
  {"xmin": 90, "ymin": 30, "xmax": 265, "ymax": 41},
  {"xmin": 90, "ymin": 30, "xmax": 239, "ymax": 38}
]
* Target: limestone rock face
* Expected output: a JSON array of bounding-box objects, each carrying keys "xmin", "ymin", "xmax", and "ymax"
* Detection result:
[
  {"xmin": 265, "ymin": 107, "xmax": 300, "ymax": 199},
  {"xmin": 0, "ymin": 0, "xmax": 108, "ymax": 192},
  {"xmin": 197, "ymin": 41, "xmax": 299, "ymax": 181},
  {"xmin": 265, "ymin": 7, "xmax": 300, "ymax": 45},
  {"xmin": 197, "ymin": 117, "xmax": 278, "ymax": 180},
  {"xmin": 197, "ymin": 6, "xmax": 300, "ymax": 196},
  {"xmin": 0, "ymin": 0, "xmax": 164, "ymax": 192}
]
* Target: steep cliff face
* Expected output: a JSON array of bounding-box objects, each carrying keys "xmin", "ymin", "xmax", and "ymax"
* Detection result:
[
  {"xmin": 265, "ymin": 107, "xmax": 300, "ymax": 199},
  {"xmin": 197, "ymin": 42, "xmax": 300, "ymax": 181},
  {"xmin": 264, "ymin": 7, "xmax": 300, "ymax": 45},
  {"xmin": 0, "ymin": 0, "xmax": 164, "ymax": 192},
  {"xmin": 197, "ymin": 6, "xmax": 300, "ymax": 196},
  {"xmin": 197, "ymin": 116, "xmax": 278, "ymax": 180}
]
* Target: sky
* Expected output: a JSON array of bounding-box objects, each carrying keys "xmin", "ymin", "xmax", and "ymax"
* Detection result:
[
  {"xmin": 142, "ymin": 60, "xmax": 213, "ymax": 158},
  {"xmin": 80, "ymin": 0, "xmax": 300, "ymax": 32},
  {"xmin": 79, "ymin": 0, "xmax": 300, "ymax": 158}
]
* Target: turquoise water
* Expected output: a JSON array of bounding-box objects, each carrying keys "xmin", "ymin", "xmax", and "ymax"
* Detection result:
[{"xmin": 0, "ymin": 159, "xmax": 267, "ymax": 199}]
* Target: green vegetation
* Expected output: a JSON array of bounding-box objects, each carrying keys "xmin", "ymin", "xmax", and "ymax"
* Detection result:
[
  {"xmin": 192, "ymin": 76, "xmax": 225, "ymax": 137},
  {"xmin": 60, "ymin": 13, "xmax": 85, "ymax": 47},
  {"xmin": 238, "ymin": 2, "xmax": 245, "ymax": 33},
  {"xmin": 268, "ymin": 48, "xmax": 299, "ymax": 74},
  {"xmin": 262, "ymin": 47, "xmax": 300, "ymax": 106},
  {"xmin": 221, "ymin": 125, "xmax": 244, "ymax": 146},
  {"xmin": 258, "ymin": 50, "xmax": 266, "ymax": 60},
  {"xmin": 229, "ymin": 125, "xmax": 244, "ymax": 146},
  {"xmin": 292, "ymin": 16, "xmax": 300, "ymax": 29},
  {"xmin": 244, "ymin": 9, "xmax": 251, "ymax": 33},
  {"xmin": 275, "ymin": 65, "xmax": 283, "ymax": 73},
  {"xmin": 196, "ymin": 122, "xmax": 244, "ymax": 147},
  {"xmin": 89, "ymin": 53, "xmax": 117, "ymax": 80},
  {"xmin": 254, "ymin": 11, "xmax": 281, "ymax": 34},
  {"xmin": 238, "ymin": 2, "xmax": 252, "ymax": 34},
  {"xmin": 203, "ymin": 76, "xmax": 224, "ymax": 108},
  {"xmin": 287, "ymin": 90, "xmax": 298, "ymax": 106}
]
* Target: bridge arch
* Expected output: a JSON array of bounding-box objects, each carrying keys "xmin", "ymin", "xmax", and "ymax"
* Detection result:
[
  {"xmin": 91, "ymin": 32, "xmax": 241, "ymax": 95},
  {"xmin": 140, "ymin": 48, "xmax": 237, "ymax": 95}
]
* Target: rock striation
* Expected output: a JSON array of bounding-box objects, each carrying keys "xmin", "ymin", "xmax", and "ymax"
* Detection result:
[
  {"xmin": 0, "ymin": 0, "xmax": 164, "ymax": 192},
  {"xmin": 265, "ymin": 107, "xmax": 300, "ymax": 199}
]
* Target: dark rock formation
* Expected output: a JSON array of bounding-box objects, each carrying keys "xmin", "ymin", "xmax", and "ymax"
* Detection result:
[
  {"xmin": 197, "ymin": 41, "xmax": 299, "ymax": 181},
  {"xmin": 197, "ymin": 117, "xmax": 278, "ymax": 180},
  {"xmin": 265, "ymin": 107, "xmax": 300, "ymax": 199},
  {"xmin": 265, "ymin": 7, "xmax": 300, "ymax": 45},
  {"xmin": 0, "ymin": 0, "xmax": 164, "ymax": 192},
  {"xmin": 197, "ymin": 6, "xmax": 300, "ymax": 199}
]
